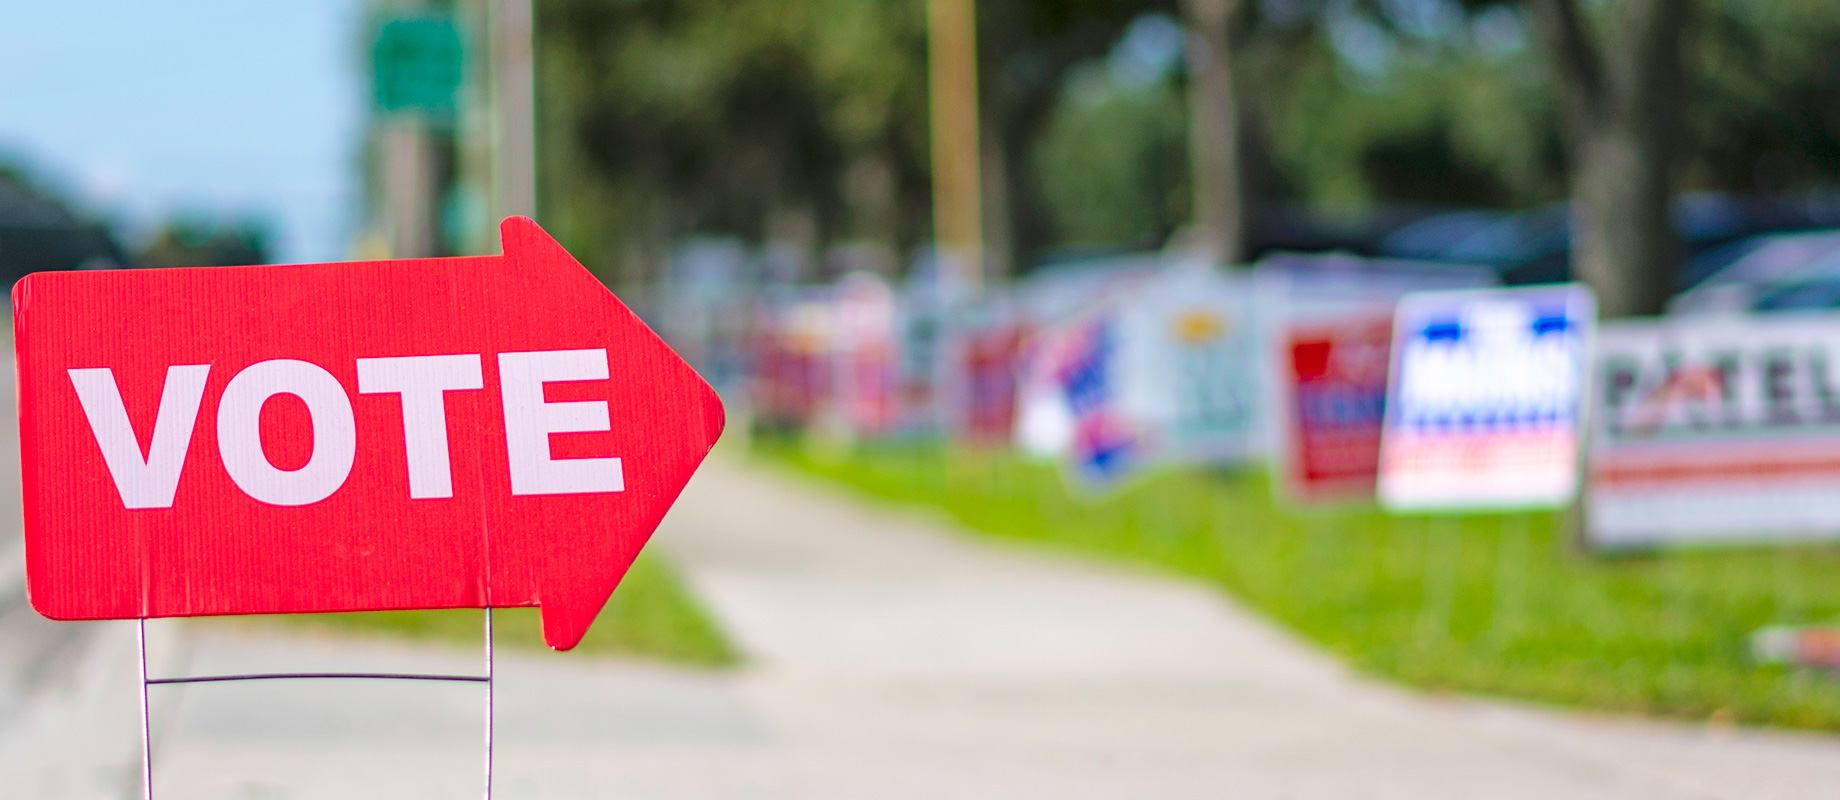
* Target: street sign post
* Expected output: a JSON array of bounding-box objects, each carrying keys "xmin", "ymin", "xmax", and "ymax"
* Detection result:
[
  {"xmin": 372, "ymin": 14, "xmax": 465, "ymax": 116},
  {"xmin": 16, "ymin": 216, "xmax": 725, "ymax": 652}
]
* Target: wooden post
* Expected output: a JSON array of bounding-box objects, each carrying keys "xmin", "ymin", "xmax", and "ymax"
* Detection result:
[{"xmin": 926, "ymin": 0, "xmax": 983, "ymax": 296}]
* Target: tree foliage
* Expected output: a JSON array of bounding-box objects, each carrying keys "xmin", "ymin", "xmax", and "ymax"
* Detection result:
[{"xmin": 538, "ymin": 0, "xmax": 1840, "ymax": 285}]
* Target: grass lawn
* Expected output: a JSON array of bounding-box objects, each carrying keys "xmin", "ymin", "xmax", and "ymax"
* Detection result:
[
  {"xmin": 762, "ymin": 438, "xmax": 1840, "ymax": 731},
  {"xmin": 225, "ymin": 549, "xmax": 736, "ymax": 667}
]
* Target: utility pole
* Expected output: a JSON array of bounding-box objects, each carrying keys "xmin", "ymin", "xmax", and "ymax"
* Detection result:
[
  {"xmin": 926, "ymin": 0, "xmax": 983, "ymax": 296},
  {"xmin": 490, "ymin": 0, "xmax": 538, "ymax": 227},
  {"xmin": 378, "ymin": 117, "xmax": 439, "ymax": 259},
  {"xmin": 369, "ymin": 8, "xmax": 464, "ymax": 260}
]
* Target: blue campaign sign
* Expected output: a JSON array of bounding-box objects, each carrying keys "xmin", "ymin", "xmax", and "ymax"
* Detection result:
[
  {"xmin": 1377, "ymin": 284, "xmax": 1596, "ymax": 511},
  {"xmin": 1014, "ymin": 311, "xmax": 1144, "ymax": 487}
]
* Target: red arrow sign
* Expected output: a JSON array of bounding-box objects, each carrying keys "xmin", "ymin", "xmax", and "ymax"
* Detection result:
[{"xmin": 15, "ymin": 217, "xmax": 724, "ymax": 650}]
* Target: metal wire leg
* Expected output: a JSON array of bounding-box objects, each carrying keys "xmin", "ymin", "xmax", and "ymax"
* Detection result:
[
  {"xmin": 484, "ymin": 607, "xmax": 494, "ymax": 800},
  {"xmin": 138, "ymin": 618, "xmax": 153, "ymax": 800},
  {"xmin": 134, "ymin": 611, "xmax": 499, "ymax": 798}
]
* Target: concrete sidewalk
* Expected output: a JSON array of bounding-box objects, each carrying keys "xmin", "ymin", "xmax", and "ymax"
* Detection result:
[
  {"xmin": 660, "ymin": 456, "xmax": 1840, "ymax": 800},
  {"xmin": 9, "ymin": 452, "xmax": 1840, "ymax": 797},
  {"xmin": 161, "ymin": 456, "xmax": 1840, "ymax": 797}
]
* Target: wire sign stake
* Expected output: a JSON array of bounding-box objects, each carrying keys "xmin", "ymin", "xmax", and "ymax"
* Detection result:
[{"xmin": 135, "ymin": 609, "xmax": 497, "ymax": 799}]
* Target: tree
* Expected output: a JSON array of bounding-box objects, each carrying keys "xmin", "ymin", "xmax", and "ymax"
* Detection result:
[
  {"xmin": 1033, "ymin": 76, "xmax": 1190, "ymax": 248},
  {"xmin": 139, "ymin": 217, "xmax": 270, "ymax": 268},
  {"xmin": 542, "ymin": 0, "xmax": 933, "ymax": 288},
  {"xmin": 1530, "ymin": 0, "xmax": 1694, "ymax": 317},
  {"xmin": 975, "ymin": 0, "xmax": 1172, "ymax": 274},
  {"xmin": 1180, "ymin": 0, "xmax": 1244, "ymax": 264}
]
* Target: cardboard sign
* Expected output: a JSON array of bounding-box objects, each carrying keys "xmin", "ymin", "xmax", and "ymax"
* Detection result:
[
  {"xmin": 830, "ymin": 273, "xmax": 900, "ymax": 440},
  {"xmin": 750, "ymin": 292, "xmax": 833, "ymax": 431},
  {"xmin": 1377, "ymin": 284, "xmax": 1594, "ymax": 511},
  {"xmin": 942, "ymin": 305, "xmax": 1026, "ymax": 446},
  {"xmin": 1588, "ymin": 313, "xmax": 1840, "ymax": 548},
  {"xmin": 1279, "ymin": 312, "xmax": 1394, "ymax": 503},
  {"xmin": 1016, "ymin": 312, "xmax": 1143, "ymax": 485},
  {"xmin": 16, "ymin": 217, "xmax": 725, "ymax": 651},
  {"xmin": 1115, "ymin": 268, "xmax": 1260, "ymax": 466}
]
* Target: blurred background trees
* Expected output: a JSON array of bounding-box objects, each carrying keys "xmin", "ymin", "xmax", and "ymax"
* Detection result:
[
  {"xmin": 0, "ymin": 165, "xmax": 130, "ymax": 284},
  {"xmin": 525, "ymin": 0, "xmax": 1840, "ymax": 314},
  {"xmin": 1531, "ymin": 0, "xmax": 1692, "ymax": 317},
  {"xmin": 137, "ymin": 216, "xmax": 272, "ymax": 269},
  {"xmin": 539, "ymin": 0, "xmax": 935, "ymax": 290}
]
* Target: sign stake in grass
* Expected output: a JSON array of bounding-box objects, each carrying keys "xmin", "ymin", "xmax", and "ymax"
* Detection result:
[
  {"xmin": 1414, "ymin": 516, "xmax": 1462, "ymax": 651},
  {"xmin": 1484, "ymin": 513, "xmax": 1533, "ymax": 651}
]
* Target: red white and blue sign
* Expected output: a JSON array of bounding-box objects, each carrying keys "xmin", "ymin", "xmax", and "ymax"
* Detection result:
[
  {"xmin": 1377, "ymin": 284, "xmax": 1595, "ymax": 511},
  {"xmin": 1061, "ymin": 319, "xmax": 1139, "ymax": 483},
  {"xmin": 1018, "ymin": 314, "xmax": 1142, "ymax": 486},
  {"xmin": 1280, "ymin": 313, "xmax": 1394, "ymax": 503}
]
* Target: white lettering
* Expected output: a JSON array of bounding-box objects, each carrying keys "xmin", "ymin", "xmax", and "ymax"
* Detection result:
[
  {"xmin": 217, "ymin": 359, "xmax": 357, "ymax": 506},
  {"xmin": 356, "ymin": 354, "xmax": 485, "ymax": 499},
  {"xmin": 497, "ymin": 349, "xmax": 623, "ymax": 495},
  {"xmin": 68, "ymin": 365, "xmax": 210, "ymax": 509}
]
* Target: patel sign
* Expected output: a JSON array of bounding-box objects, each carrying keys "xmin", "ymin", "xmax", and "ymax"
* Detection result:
[
  {"xmin": 1589, "ymin": 312, "xmax": 1840, "ymax": 548},
  {"xmin": 17, "ymin": 217, "xmax": 725, "ymax": 650}
]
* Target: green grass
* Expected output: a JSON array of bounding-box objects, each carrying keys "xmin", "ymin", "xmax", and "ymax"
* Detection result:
[
  {"xmin": 760, "ymin": 438, "xmax": 1840, "ymax": 731},
  {"xmin": 224, "ymin": 549, "xmax": 737, "ymax": 667}
]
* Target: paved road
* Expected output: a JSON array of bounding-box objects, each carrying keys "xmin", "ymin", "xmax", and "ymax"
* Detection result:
[{"xmin": 9, "ymin": 452, "xmax": 1840, "ymax": 797}]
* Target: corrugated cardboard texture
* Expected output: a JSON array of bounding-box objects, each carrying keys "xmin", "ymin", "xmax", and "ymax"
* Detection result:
[{"xmin": 15, "ymin": 217, "xmax": 725, "ymax": 650}]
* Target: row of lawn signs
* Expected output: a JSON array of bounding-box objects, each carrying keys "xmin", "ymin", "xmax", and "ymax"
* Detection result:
[
  {"xmin": 749, "ymin": 249, "xmax": 1508, "ymax": 487},
  {"xmin": 747, "ymin": 270, "xmax": 1027, "ymax": 444},
  {"xmin": 743, "ymin": 249, "xmax": 1840, "ymax": 551},
  {"xmin": 1013, "ymin": 253, "xmax": 1505, "ymax": 487},
  {"xmin": 1307, "ymin": 279, "xmax": 1840, "ymax": 551},
  {"xmin": 1016, "ymin": 265, "xmax": 1263, "ymax": 484}
]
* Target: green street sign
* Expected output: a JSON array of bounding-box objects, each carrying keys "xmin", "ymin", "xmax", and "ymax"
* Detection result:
[{"xmin": 372, "ymin": 15, "xmax": 464, "ymax": 116}]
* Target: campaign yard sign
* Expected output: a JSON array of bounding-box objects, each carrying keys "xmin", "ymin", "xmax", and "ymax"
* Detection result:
[
  {"xmin": 829, "ymin": 273, "xmax": 900, "ymax": 441},
  {"xmin": 16, "ymin": 217, "xmax": 725, "ymax": 651},
  {"xmin": 1015, "ymin": 310, "xmax": 1143, "ymax": 486},
  {"xmin": 941, "ymin": 304, "xmax": 1027, "ymax": 447},
  {"xmin": 1377, "ymin": 284, "xmax": 1595, "ymax": 512},
  {"xmin": 1588, "ymin": 312, "xmax": 1840, "ymax": 548},
  {"xmin": 1115, "ymin": 267, "xmax": 1260, "ymax": 466},
  {"xmin": 1279, "ymin": 312, "xmax": 1394, "ymax": 503}
]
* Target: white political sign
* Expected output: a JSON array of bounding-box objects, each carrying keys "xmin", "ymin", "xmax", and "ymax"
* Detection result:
[
  {"xmin": 1115, "ymin": 266, "xmax": 1262, "ymax": 465},
  {"xmin": 1377, "ymin": 284, "xmax": 1596, "ymax": 512},
  {"xmin": 1588, "ymin": 312, "xmax": 1840, "ymax": 548}
]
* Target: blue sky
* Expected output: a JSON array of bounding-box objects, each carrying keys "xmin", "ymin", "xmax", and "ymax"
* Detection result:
[{"xmin": 0, "ymin": 1, "xmax": 367, "ymax": 263}]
